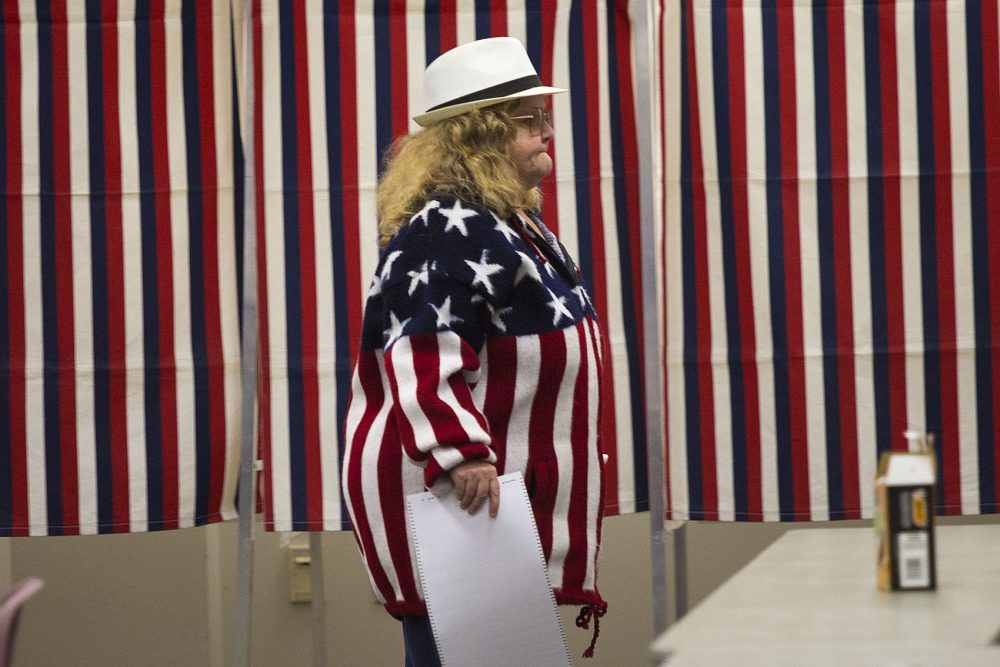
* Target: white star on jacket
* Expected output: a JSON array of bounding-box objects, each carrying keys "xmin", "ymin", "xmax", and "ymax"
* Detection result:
[
  {"xmin": 430, "ymin": 296, "xmax": 463, "ymax": 329},
  {"xmin": 465, "ymin": 249, "xmax": 504, "ymax": 296},
  {"xmin": 514, "ymin": 251, "xmax": 544, "ymax": 286},
  {"xmin": 385, "ymin": 311, "xmax": 411, "ymax": 345},
  {"xmin": 370, "ymin": 249, "xmax": 404, "ymax": 297},
  {"xmin": 381, "ymin": 250, "xmax": 403, "ymax": 279},
  {"xmin": 407, "ymin": 260, "xmax": 436, "ymax": 296},
  {"xmin": 411, "ymin": 200, "xmax": 440, "ymax": 225},
  {"xmin": 493, "ymin": 213, "xmax": 519, "ymax": 244},
  {"xmin": 440, "ymin": 199, "xmax": 478, "ymax": 236},
  {"xmin": 490, "ymin": 305, "xmax": 513, "ymax": 332},
  {"xmin": 546, "ymin": 287, "xmax": 573, "ymax": 325}
]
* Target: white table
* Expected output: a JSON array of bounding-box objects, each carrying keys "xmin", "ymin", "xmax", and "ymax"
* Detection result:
[{"xmin": 650, "ymin": 525, "xmax": 1000, "ymax": 666}]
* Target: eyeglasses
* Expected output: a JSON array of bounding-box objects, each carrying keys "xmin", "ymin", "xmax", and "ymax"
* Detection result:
[{"xmin": 510, "ymin": 107, "xmax": 553, "ymax": 135}]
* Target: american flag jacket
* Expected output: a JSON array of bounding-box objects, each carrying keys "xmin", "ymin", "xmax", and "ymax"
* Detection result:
[{"xmin": 342, "ymin": 195, "xmax": 607, "ymax": 622}]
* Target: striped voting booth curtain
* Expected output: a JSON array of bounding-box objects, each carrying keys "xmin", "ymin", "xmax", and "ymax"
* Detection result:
[
  {"xmin": 254, "ymin": 0, "xmax": 649, "ymax": 531},
  {"xmin": 0, "ymin": 1, "xmax": 243, "ymax": 535},
  {"xmin": 660, "ymin": 0, "xmax": 1000, "ymax": 522},
  {"xmin": 6, "ymin": 0, "xmax": 998, "ymax": 537}
]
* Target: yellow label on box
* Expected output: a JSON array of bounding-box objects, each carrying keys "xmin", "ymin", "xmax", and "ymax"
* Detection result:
[{"xmin": 912, "ymin": 489, "xmax": 927, "ymax": 528}]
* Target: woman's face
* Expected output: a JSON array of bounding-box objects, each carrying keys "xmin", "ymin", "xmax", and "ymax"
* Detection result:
[{"xmin": 508, "ymin": 95, "xmax": 555, "ymax": 189}]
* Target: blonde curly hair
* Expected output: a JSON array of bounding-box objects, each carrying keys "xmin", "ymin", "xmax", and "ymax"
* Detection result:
[{"xmin": 376, "ymin": 101, "xmax": 541, "ymax": 247}]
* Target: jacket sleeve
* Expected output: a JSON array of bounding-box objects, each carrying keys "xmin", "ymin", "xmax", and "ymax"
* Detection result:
[
  {"xmin": 383, "ymin": 329, "xmax": 495, "ymax": 493},
  {"xmin": 377, "ymin": 201, "xmax": 517, "ymax": 493}
]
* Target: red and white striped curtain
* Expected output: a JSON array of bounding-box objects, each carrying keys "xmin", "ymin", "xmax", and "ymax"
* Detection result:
[
  {"xmin": 0, "ymin": 0, "xmax": 243, "ymax": 535},
  {"xmin": 659, "ymin": 0, "xmax": 1000, "ymax": 521},
  {"xmin": 5, "ymin": 0, "xmax": 1000, "ymax": 536},
  {"xmin": 253, "ymin": 0, "xmax": 650, "ymax": 531}
]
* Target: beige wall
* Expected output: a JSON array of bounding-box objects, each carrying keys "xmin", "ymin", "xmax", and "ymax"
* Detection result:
[{"xmin": 3, "ymin": 512, "xmax": 997, "ymax": 665}]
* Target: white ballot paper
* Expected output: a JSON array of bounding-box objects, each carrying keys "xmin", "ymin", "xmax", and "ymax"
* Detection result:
[{"xmin": 406, "ymin": 472, "xmax": 570, "ymax": 666}]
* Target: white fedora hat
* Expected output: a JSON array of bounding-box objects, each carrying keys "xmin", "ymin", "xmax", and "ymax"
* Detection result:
[{"xmin": 413, "ymin": 37, "xmax": 566, "ymax": 127}]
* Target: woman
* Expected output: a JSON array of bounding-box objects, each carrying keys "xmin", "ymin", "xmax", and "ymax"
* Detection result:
[{"xmin": 342, "ymin": 37, "xmax": 607, "ymax": 664}]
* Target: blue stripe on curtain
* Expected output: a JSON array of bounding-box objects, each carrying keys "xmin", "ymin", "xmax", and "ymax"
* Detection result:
[{"xmin": 135, "ymin": 0, "xmax": 166, "ymax": 528}]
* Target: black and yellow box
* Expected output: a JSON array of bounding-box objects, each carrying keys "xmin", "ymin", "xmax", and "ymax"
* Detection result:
[{"xmin": 875, "ymin": 432, "xmax": 937, "ymax": 592}]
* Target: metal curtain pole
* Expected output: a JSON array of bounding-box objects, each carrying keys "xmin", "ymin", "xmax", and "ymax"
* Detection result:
[
  {"xmin": 234, "ymin": 0, "xmax": 259, "ymax": 664},
  {"xmin": 309, "ymin": 532, "xmax": 328, "ymax": 666},
  {"xmin": 631, "ymin": 0, "xmax": 669, "ymax": 636}
]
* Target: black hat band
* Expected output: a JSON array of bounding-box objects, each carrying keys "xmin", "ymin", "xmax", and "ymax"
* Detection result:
[{"xmin": 425, "ymin": 74, "xmax": 543, "ymax": 112}]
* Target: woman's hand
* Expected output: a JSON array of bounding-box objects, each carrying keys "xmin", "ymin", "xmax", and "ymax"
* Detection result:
[{"xmin": 449, "ymin": 460, "xmax": 500, "ymax": 517}]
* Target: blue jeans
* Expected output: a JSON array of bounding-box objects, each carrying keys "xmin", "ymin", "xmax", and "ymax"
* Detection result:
[{"xmin": 402, "ymin": 615, "xmax": 442, "ymax": 667}]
